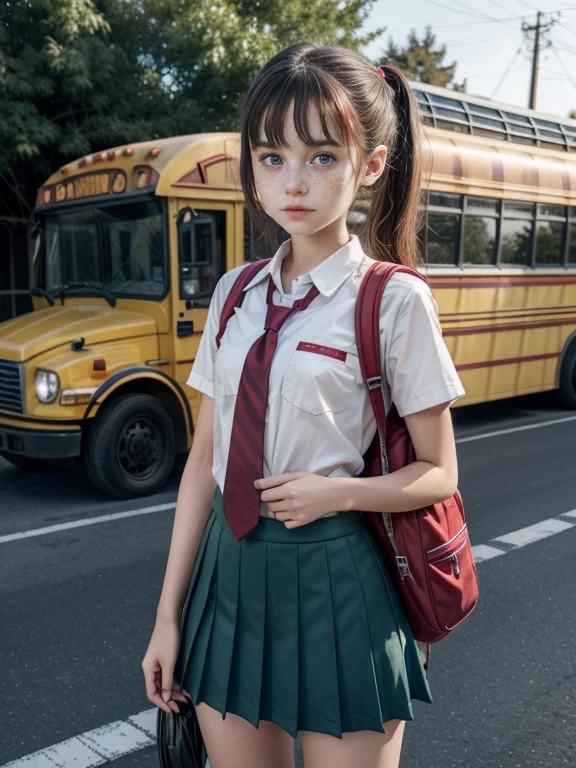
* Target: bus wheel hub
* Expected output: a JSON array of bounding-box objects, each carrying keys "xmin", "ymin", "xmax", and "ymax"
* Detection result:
[{"xmin": 118, "ymin": 418, "xmax": 161, "ymax": 477}]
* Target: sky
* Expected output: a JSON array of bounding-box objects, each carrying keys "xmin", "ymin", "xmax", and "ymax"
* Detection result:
[{"xmin": 361, "ymin": 0, "xmax": 576, "ymax": 119}]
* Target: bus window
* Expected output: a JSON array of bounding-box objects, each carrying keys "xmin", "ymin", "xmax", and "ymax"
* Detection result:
[
  {"xmin": 425, "ymin": 192, "xmax": 462, "ymax": 265},
  {"xmin": 97, "ymin": 200, "xmax": 165, "ymax": 296},
  {"xmin": 45, "ymin": 209, "xmax": 99, "ymax": 289},
  {"xmin": 178, "ymin": 209, "xmax": 225, "ymax": 308},
  {"xmin": 535, "ymin": 204, "xmax": 566, "ymax": 266},
  {"xmin": 43, "ymin": 198, "xmax": 165, "ymax": 300},
  {"xmin": 567, "ymin": 208, "xmax": 576, "ymax": 265},
  {"xmin": 463, "ymin": 197, "xmax": 498, "ymax": 265},
  {"xmin": 501, "ymin": 201, "xmax": 534, "ymax": 266}
]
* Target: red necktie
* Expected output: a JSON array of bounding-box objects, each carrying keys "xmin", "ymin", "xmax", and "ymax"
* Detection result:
[{"xmin": 222, "ymin": 274, "xmax": 320, "ymax": 541}]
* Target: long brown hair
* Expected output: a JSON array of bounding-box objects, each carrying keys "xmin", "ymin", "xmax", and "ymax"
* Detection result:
[{"xmin": 239, "ymin": 42, "xmax": 423, "ymax": 267}]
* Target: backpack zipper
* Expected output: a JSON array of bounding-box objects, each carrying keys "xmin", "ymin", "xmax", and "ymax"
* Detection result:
[
  {"xmin": 428, "ymin": 538, "xmax": 468, "ymax": 579},
  {"xmin": 426, "ymin": 523, "xmax": 467, "ymax": 556}
]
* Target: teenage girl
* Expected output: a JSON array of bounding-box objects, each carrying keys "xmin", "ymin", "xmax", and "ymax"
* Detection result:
[{"xmin": 142, "ymin": 42, "xmax": 465, "ymax": 768}]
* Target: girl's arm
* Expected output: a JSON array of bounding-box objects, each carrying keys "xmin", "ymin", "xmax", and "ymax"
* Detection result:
[
  {"xmin": 340, "ymin": 401, "xmax": 459, "ymax": 514},
  {"xmin": 258, "ymin": 401, "xmax": 460, "ymax": 523},
  {"xmin": 155, "ymin": 392, "xmax": 217, "ymax": 623}
]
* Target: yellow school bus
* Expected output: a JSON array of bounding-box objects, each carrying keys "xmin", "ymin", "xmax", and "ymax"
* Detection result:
[{"xmin": 0, "ymin": 82, "xmax": 576, "ymax": 498}]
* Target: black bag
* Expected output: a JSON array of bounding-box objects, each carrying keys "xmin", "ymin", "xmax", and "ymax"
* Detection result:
[
  {"xmin": 156, "ymin": 572, "xmax": 207, "ymax": 767},
  {"xmin": 156, "ymin": 690, "xmax": 208, "ymax": 768}
]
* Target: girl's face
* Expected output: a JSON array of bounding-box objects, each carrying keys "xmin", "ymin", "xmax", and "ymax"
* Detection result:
[{"xmin": 251, "ymin": 100, "xmax": 386, "ymax": 239}]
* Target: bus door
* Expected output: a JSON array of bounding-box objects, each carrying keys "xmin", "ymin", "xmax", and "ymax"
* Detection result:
[{"xmin": 172, "ymin": 201, "xmax": 234, "ymax": 393}]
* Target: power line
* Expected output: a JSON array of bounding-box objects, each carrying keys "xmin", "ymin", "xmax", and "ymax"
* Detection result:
[
  {"xmin": 443, "ymin": 32, "xmax": 519, "ymax": 46},
  {"xmin": 457, "ymin": 1, "xmax": 520, "ymax": 29},
  {"xmin": 425, "ymin": 0, "xmax": 527, "ymax": 25},
  {"xmin": 557, "ymin": 19, "xmax": 576, "ymax": 39},
  {"xmin": 388, "ymin": 6, "xmax": 576, "ymax": 38},
  {"xmin": 547, "ymin": 32, "xmax": 576, "ymax": 54},
  {"xmin": 425, "ymin": 1, "xmax": 497, "ymax": 20},
  {"xmin": 550, "ymin": 42, "xmax": 576, "ymax": 88},
  {"xmin": 491, "ymin": 46, "xmax": 524, "ymax": 97},
  {"xmin": 488, "ymin": 0, "xmax": 519, "ymax": 16}
]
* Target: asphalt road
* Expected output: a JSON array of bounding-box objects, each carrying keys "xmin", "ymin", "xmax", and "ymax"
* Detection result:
[{"xmin": 0, "ymin": 391, "xmax": 575, "ymax": 768}]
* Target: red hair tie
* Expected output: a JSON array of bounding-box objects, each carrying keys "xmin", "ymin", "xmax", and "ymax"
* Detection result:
[{"xmin": 377, "ymin": 66, "xmax": 386, "ymax": 80}]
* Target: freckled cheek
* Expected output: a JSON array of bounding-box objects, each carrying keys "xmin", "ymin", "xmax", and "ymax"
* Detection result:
[
  {"xmin": 252, "ymin": 167, "xmax": 356, "ymax": 207},
  {"xmin": 311, "ymin": 170, "xmax": 356, "ymax": 201},
  {"xmin": 253, "ymin": 171, "xmax": 278, "ymax": 210}
]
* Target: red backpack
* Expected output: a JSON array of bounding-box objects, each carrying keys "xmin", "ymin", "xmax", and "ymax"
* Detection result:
[{"xmin": 216, "ymin": 259, "xmax": 479, "ymax": 643}]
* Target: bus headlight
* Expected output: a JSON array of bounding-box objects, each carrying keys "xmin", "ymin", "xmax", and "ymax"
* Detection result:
[{"xmin": 36, "ymin": 370, "xmax": 60, "ymax": 404}]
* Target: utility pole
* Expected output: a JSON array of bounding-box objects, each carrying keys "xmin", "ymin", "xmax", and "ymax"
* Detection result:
[{"xmin": 522, "ymin": 11, "xmax": 557, "ymax": 110}]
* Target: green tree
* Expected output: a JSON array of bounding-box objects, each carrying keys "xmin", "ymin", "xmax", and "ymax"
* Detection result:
[
  {"xmin": 0, "ymin": 0, "xmax": 385, "ymax": 225},
  {"xmin": 0, "ymin": 0, "xmax": 178, "ymax": 223},
  {"xmin": 140, "ymin": 0, "xmax": 385, "ymax": 132},
  {"xmin": 378, "ymin": 25, "xmax": 465, "ymax": 91},
  {"xmin": 462, "ymin": 215, "xmax": 496, "ymax": 265}
]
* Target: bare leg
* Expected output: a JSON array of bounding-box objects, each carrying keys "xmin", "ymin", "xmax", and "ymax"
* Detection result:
[
  {"xmin": 300, "ymin": 718, "xmax": 406, "ymax": 768},
  {"xmin": 195, "ymin": 702, "xmax": 296, "ymax": 768}
]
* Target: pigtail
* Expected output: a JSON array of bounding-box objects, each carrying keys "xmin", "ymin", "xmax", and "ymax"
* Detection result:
[{"xmin": 365, "ymin": 64, "xmax": 424, "ymax": 268}]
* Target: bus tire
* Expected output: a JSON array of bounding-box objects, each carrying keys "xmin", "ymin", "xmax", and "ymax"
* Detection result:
[
  {"xmin": 85, "ymin": 393, "xmax": 176, "ymax": 499},
  {"xmin": 557, "ymin": 342, "xmax": 576, "ymax": 409}
]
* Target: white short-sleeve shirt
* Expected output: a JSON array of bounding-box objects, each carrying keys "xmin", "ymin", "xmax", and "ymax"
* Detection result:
[{"xmin": 187, "ymin": 233, "xmax": 465, "ymax": 517}]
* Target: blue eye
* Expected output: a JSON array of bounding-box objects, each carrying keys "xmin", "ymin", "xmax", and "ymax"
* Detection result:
[
  {"xmin": 314, "ymin": 153, "xmax": 336, "ymax": 166},
  {"xmin": 261, "ymin": 154, "xmax": 282, "ymax": 166},
  {"xmin": 259, "ymin": 152, "xmax": 336, "ymax": 167}
]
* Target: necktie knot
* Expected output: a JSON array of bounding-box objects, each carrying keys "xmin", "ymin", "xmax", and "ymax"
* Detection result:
[{"xmin": 265, "ymin": 276, "xmax": 319, "ymax": 332}]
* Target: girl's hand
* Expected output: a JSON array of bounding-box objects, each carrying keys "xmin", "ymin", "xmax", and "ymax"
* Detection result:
[
  {"xmin": 255, "ymin": 471, "xmax": 350, "ymax": 527},
  {"xmin": 141, "ymin": 619, "xmax": 189, "ymax": 714}
]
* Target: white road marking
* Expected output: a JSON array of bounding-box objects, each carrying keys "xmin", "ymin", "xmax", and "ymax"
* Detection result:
[
  {"xmin": 455, "ymin": 414, "xmax": 576, "ymax": 443},
  {"xmin": 2, "ymin": 709, "xmax": 156, "ymax": 768},
  {"xmin": 470, "ymin": 543, "xmax": 507, "ymax": 563},
  {"xmin": 4, "ymin": 506, "xmax": 576, "ymax": 768},
  {"xmin": 492, "ymin": 517, "xmax": 575, "ymax": 547},
  {"xmin": 0, "ymin": 503, "xmax": 176, "ymax": 545}
]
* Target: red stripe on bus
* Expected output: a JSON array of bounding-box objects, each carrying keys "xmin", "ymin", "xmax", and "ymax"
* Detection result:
[
  {"xmin": 492, "ymin": 157, "xmax": 504, "ymax": 183},
  {"xmin": 428, "ymin": 276, "xmax": 576, "ymax": 288},
  {"xmin": 442, "ymin": 306, "xmax": 576, "ymax": 320},
  {"xmin": 456, "ymin": 352, "xmax": 560, "ymax": 371},
  {"xmin": 444, "ymin": 316, "xmax": 576, "ymax": 335}
]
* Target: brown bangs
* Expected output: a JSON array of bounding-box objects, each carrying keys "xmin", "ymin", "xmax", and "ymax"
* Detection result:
[{"xmin": 246, "ymin": 69, "xmax": 361, "ymax": 154}]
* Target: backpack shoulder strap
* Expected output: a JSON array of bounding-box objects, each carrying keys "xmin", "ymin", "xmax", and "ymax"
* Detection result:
[
  {"xmin": 215, "ymin": 259, "xmax": 271, "ymax": 348},
  {"xmin": 355, "ymin": 262, "xmax": 427, "ymax": 459}
]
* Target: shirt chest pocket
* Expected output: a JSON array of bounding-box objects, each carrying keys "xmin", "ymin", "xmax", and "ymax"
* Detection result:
[{"xmin": 281, "ymin": 343, "xmax": 361, "ymax": 415}]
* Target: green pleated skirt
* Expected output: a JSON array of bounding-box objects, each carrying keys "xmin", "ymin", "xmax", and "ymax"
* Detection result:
[{"xmin": 173, "ymin": 486, "xmax": 433, "ymax": 739}]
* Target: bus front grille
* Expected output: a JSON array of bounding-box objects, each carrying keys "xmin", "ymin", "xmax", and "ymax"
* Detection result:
[{"xmin": 0, "ymin": 360, "xmax": 25, "ymax": 414}]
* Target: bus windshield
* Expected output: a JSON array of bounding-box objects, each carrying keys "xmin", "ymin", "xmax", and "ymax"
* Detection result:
[{"xmin": 39, "ymin": 197, "xmax": 166, "ymax": 300}]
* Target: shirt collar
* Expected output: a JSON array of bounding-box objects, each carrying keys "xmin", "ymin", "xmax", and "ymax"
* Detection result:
[{"xmin": 242, "ymin": 233, "xmax": 366, "ymax": 297}]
